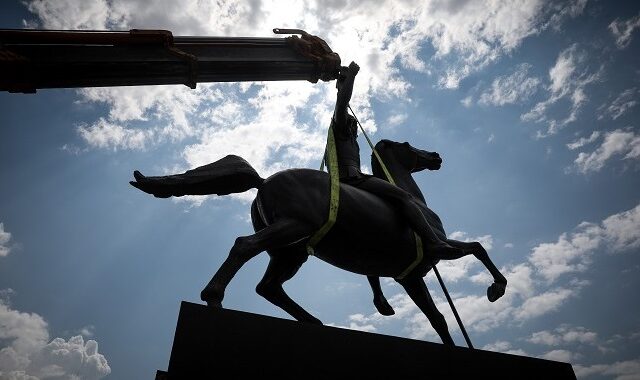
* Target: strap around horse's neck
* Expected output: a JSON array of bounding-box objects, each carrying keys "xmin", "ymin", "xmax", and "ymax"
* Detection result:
[{"xmin": 346, "ymin": 105, "xmax": 422, "ymax": 279}]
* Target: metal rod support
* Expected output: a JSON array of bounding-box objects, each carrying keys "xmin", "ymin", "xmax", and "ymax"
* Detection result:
[{"xmin": 432, "ymin": 265, "xmax": 474, "ymax": 349}]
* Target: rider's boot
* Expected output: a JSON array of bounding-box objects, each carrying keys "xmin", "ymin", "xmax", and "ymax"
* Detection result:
[{"xmin": 402, "ymin": 199, "xmax": 465, "ymax": 258}]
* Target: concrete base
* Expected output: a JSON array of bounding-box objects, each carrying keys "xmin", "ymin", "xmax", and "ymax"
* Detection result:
[{"xmin": 156, "ymin": 301, "xmax": 576, "ymax": 379}]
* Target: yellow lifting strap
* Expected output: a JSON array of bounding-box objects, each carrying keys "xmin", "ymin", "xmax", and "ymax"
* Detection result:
[
  {"xmin": 347, "ymin": 105, "xmax": 423, "ymax": 280},
  {"xmin": 306, "ymin": 125, "xmax": 340, "ymax": 255},
  {"xmin": 307, "ymin": 110, "xmax": 424, "ymax": 278}
]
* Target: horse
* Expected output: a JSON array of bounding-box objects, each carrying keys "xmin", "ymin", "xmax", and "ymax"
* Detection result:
[{"xmin": 130, "ymin": 139, "xmax": 507, "ymax": 346}]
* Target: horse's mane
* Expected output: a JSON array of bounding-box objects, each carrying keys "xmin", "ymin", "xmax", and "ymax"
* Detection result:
[{"xmin": 371, "ymin": 139, "xmax": 394, "ymax": 180}]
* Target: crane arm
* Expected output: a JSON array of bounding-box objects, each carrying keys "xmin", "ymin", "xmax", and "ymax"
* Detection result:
[{"xmin": 0, "ymin": 28, "xmax": 341, "ymax": 93}]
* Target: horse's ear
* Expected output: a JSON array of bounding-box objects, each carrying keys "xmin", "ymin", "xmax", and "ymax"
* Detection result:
[{"xmin": 374, "ymin": 140, "xmax": 387, "ymax": 150}]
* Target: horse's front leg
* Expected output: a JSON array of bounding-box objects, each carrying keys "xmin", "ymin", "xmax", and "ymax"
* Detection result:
[
  {"xmin": 396, "ymin": 275, "xmax": 454, "ymax": 346},
  {"xmin": 447, "ymin": 240, "xmax": 507, "ymax": 302},
  {"xmin": 367, "ymin": 276, "xmax": 395, "ymax": 316}
]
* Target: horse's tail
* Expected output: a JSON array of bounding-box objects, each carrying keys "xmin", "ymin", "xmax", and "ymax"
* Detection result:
[{"xmin": 129, "ymin": 155, "xmax": 264, "ymax": 198}]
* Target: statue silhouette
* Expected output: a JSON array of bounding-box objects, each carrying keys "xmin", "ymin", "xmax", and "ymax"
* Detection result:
[{"xmin": 129, "ymin": 63, "xmax": 507, "ymax": 346}]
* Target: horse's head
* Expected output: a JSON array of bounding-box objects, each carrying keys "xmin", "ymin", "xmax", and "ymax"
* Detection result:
[{"xmin": 372, "ymin": 140, "xmax": 442, "ymax": 177}]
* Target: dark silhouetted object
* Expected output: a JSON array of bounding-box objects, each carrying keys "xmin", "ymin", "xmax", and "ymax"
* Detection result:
[
  {"xmin": 131, "ymin": 140, "xmax": 506, "ymax": 346},
  {"xmin": 0, "ymin": 28, "xmax": 340, "ymax": 93},
  {"xmin": 155, "ymin": 301, "xmax": 577, "ymax": 379}
]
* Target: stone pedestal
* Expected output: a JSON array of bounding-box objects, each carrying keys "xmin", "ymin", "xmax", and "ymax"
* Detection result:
[{"xmin": 156, "ymin": 301, "xmax": 576, "ymax": 379}]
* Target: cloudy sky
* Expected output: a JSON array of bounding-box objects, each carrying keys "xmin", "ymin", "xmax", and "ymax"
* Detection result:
[{"xmin": 1, "ymin": 0, "xmax": 639, "ymax": 379}]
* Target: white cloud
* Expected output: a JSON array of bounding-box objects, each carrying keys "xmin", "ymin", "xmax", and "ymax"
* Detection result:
[
  {"xmin": 460, "ymin": 96, "xmax": 473, "ymax": 108},
  {"xmin": 0, "ymin": 298, "xmax": 110, "ymax": 379},
  {"xmin": 601, "ymin": 204, "xmax": 640, "ymax": 251},
  {"xmin": 498, "ymin": 263, "xmax": 535, "ymax": 299},
  {"xmin": 567, "ymin": 131, "xmax": 600, "ymax": 150},
  {"xmin": 599, "ymin": 88, "xmax": 639, "ymax": 121},
  {"xmin": 78, "ymin": 325, "xmax": 95, "ymax": 338},
  {"xmin": 529, "ymin": 204, "xmax": 640, "ymax": 283},
  {"xmin": 431, "ymin": 255, "xmax": 479, "ymax": 283},
  {"xmin": 528, "ymin": 325, "xmax": 598, "ymax": 346},
  {"xmin": 448, "ymin": 231, "xmax": 494, "ymax": 251},
  {"xmin": 521, "ymin": 44, "xmax": 601, "ymax": 137},
  {"xmin": 539, "ymin": 349, "xmax": 577, "ymax": 363},
  {"xmin": 575, "ymin": 358, "xmax": 640, "ymax": 380},
  {"xmin": 543, "ymin": 0, "xmax": 588, "ymax": 31},
  {"xmin": 482, "ymin": 340, "xmax": 528, "ymax": 356},
  {"xmin": 514, "ymin": 287, "xmax": 573, "ymax": 320},
  {"xmin": 78, "ymin": 118, "xmax": 155, "ymax": 151},
  {"xmin": 27, "ymin": 336, "xmax": 111, "ymax": 380},
  {"xmin": 343, "ymin": 314, "xmax": 377, "ymax": 333},
  {"xmin": 386, "ymin": 113, "xmax": 408, "ymax": 128},
  {"xmin": 182, "ymin": 81, "xmax": 328, "ymax": 178},
  {"xmin": 609, "ymin": 13, "xmax": 640, "ymax": 49},
  {"xmin": 0, "ymin": 223, "xmax": 12, "ymax": 257},
  {"xmin": 0, "ymin": 300, "xmax": 49, "ymax": 357},
  {"xmin": 529, "ymin": 330, "xmax": 562, "ymax": 346},
  {"xmin": 573, "ymin": 129, "xmax": 640, "ymax": 174},
  {"xmin": 323, "ymin": 281, "xmax": 362, "ymax": 294},
  {"xmin": 422, "ymin": 231, "xmax": 494, "ymax": 283},
  {"xmin": 479, "ymin": 63, "xmax": 541, "ymax": 106},
  {"xmin": 25, "ymin": 0, "xmax": 114, "ymax": 30},
  {"xmin": 529, "ymin": 225, "xmax": 601, "ymax": 283}
]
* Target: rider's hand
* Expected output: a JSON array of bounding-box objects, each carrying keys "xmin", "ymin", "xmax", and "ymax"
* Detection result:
[
  {"xmin": 337, "ymin": 61, "xmax": 359, "ymax": 91},
  {"xmin": 348, "ymin": 61, "xmax": 360, "ymax": 75}
]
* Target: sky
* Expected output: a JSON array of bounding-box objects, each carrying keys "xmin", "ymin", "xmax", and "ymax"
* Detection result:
[{"xmin": 1, "ymin": 0, "xmax": 639, "ymax": 379}]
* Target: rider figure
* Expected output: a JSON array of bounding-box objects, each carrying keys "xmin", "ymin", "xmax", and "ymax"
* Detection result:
[{"xmin": 331, "ymin": 61, "xmax": 462, "ymax": 259}]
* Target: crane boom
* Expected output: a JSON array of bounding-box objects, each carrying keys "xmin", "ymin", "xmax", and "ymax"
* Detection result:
[{"xmin": 0, "ymin": 28, "xmax": 341, "ymax": 93}]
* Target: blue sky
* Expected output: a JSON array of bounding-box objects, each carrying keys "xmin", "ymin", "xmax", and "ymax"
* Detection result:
[{"xmin": 1, "ymin": 1, "xmax": 639, "ymax": 379}]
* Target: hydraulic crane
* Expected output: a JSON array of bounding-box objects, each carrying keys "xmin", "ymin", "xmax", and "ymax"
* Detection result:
[{"xmin": 0, "ymin": 28, "xmax": 340, "ymax": 93}]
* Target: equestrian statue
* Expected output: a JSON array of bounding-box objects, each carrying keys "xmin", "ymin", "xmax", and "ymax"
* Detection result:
[{"xmin": 129, "ymin": 61, "xmax": 507, "ymax": 346}]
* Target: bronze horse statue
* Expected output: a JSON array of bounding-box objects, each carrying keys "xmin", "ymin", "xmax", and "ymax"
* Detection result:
[{"xmin": 130, "ymin": 140, "xmax": 507, "ymax": 345}]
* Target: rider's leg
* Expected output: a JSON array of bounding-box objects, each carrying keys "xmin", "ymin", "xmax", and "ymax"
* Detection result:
[{"xmin": 356, "ymin": 177, "xmax": 463, "ymax": 256}]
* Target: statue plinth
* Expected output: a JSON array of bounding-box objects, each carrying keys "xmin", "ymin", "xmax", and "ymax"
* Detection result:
[{"xmin": 156, "ymin": 301, "xmax": 576, "ymax": 379}]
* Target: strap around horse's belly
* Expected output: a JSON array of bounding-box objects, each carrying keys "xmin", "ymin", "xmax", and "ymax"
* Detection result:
[
  {"xmin": 394, "ymin": 233, "xmax": 423, "ymax": 280},
  {"xmin": 306, "ymin": 125, "xmax": 339, "ymax": 255}
]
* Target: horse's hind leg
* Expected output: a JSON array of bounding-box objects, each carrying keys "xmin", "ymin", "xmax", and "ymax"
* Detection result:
[
  {"xmin": 200, "ymin": 218, "xmax": 310, "ymax": 307},
  {"xmin": 367, "ymin": 276, "xmax": 395, "ymax": 316},
  {"xmin": 256, "ymin": 246, "xmax": 322, "ymax": 324},
  {"xmin": 397, "ymin": 275, "xmax": 454, "ymax": 346},
  {"xmin": 447, "ymin": 239, "xmax": 507, "ymax": 302}
]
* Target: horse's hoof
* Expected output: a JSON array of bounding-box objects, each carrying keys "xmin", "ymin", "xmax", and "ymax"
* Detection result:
[
  {"xmin": 306, "ymin": 317, "xmax": 323, "ymax": 325},
  {"xmin": 374, "ymin": 297, "xmax": 395, "ymax": 316},
  {"xmin": 487, "ymin": 282, "xmax": 506, "ymax": 302},
  {"xmin": 201, "ymin": 288, "xmax": 223, "ymax": 308},
  {"xmin": 205, "ymin": 300, "xmax": 222, "ymax": 308}
]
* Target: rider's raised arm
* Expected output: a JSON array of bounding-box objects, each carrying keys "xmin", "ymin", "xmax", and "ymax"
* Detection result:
[{"xmin": 333, "ymin": 61, "xmax": 359, "ymax": 128}]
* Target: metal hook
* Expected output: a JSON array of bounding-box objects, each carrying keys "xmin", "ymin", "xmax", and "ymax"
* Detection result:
[{"xmin": 273, "ymin": 28, "xmax": 308, "ymax": 36}]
